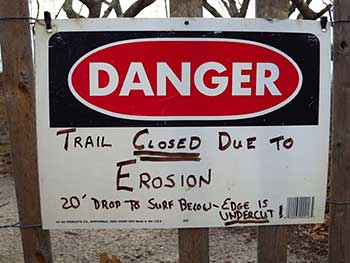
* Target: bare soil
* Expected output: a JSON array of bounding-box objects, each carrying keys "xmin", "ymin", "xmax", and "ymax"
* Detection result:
[{"xmin": 0, "ymin": 81, "xmax": 329, "ymax": 262}]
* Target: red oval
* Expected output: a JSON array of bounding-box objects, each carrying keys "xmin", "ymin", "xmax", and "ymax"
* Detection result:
[{"xmin": 69, "ymin": 38, "xmax": 302, "ymax": 120}]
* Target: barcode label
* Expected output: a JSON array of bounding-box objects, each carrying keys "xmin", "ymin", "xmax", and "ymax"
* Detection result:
[{"xmin": 286, "ymin": 196, "xmax": 315, "ymax": 218}]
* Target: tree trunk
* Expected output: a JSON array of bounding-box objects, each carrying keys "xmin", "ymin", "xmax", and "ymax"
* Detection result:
[
  {"xmin": 0, "ymin": 1, "xmax": 53, "ymax": 262},
  {"xmin": 255, "ymin": 3, "xmax": 289, "ymax": 263},
  {"xmin": 169, "ymin": 2, "xmax": 208, "ymax": 263},
  {"xmin": 256, "ymin": 0, "xmax": 289, "ymax": 19},
  {"xmin": 170, "ymin": 0, "xmax": 202, "ymax": 17},
  {"xmin": 328, "ymin": 1, "xmax": 350, "ymax": 262}
]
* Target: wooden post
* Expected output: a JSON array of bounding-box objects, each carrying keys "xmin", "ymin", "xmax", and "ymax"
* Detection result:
[
  {"xmin": 169, "ymin": 2, "xmax": 209, "ymax": 263},
  {"xmin": 0, "ymin": 1, "xmax": 53, "ymax": 263},
  {"xmin": 170, "ymin": 0, "xmax": 202, "ymax": 17},
  {"xmin": 329, "ymin": 1, "xmax": 350, "ymax": 262},
  {"xmin": 256, "ymin": 0, "xmax": 289, "ymax": 19},
  {"xmin": 255, "ymin": 1, "xmax": 289, "ymax": 262}
]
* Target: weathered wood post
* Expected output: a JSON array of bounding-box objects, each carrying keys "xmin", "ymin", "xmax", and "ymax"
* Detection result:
[
  {"xmin": 256, "ymin": 0, "xmax": 289, "ymax": 19},
  {"xmin": 170, "ymin": 0, "xmax": 202, "ymax": 17},
  {"xmin": 0, "ymin": 0, "xmax": 53, "ymax": 262},
  {"xmin": 329, "ymin": 1, "xmax": 350, "ymax": 262},
  {"xmin": 169, "ymin": 2, "xmax": 209, "ymax": 263},
  {"xmin": 255, "ymin": 2, "xmax": 289, "ymax": 263}
]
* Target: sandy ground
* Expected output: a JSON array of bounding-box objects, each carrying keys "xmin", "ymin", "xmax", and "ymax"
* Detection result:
[{"xmin": 0, "ymin": 90, "xmax": 328, "ymax": 263}]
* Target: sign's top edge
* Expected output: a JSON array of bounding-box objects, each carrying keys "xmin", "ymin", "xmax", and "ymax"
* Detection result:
[
  {"xmin": 36, "ymin": 17, "xmax": 323, "ymax": 22},
  {"xmin": 35, "ymin": 17, "xmax": 330, "ymax": 36}
]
